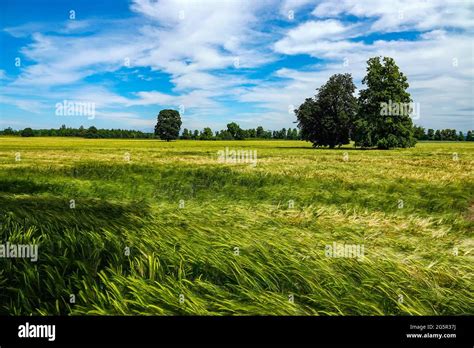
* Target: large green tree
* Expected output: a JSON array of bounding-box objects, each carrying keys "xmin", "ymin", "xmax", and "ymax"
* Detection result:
[
  {"xmin": 295, "ymin": 73, "xmax": 357, "ymax": 148},
  {"xmin": 154, "ymin": 109, "xmax": 182, "ymax": 141},
  {"xmin": 353, "ymin": 57, "xmax": 416, "ymax": 149}
]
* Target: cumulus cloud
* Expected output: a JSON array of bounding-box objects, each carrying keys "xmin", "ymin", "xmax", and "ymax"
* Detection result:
[{"xmin": 312, "ymin": 0, "xmax": 474, "ymax": 32}]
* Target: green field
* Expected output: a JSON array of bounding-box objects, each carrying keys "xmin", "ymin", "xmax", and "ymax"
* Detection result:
[{"xmin": 0, "ymin": 137, "xmax": 473, "ymax": 315}]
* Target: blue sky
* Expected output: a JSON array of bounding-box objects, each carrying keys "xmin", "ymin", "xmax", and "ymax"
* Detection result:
[{"xmin": 0, "ymin": 0, "xmax": 473, "ymax": 132}]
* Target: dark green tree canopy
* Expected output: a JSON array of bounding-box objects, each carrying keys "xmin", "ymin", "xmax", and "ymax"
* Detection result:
[
  {"xmin": 21, "ymin": 127, "xmax": 34, "ymax": 137},
  {"xmin": 226, "ymin": 122, "xmax": 241, "ymax": 139},
  {"xmin": 201, "ymin": 127, "xmax": 214, "ymax": 140},
  {"xmin": 295, "ymin": 73, "xmax": 357, "ymax": 148},
  {"xmin": 353, "ymin": 56, "xmax": 416, "ymax": 149},
  {"xmin": 155, "ymin": 109, "xmax": 182, "ymax": 141}
]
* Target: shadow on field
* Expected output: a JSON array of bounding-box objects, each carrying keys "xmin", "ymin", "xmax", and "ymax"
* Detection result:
[
  {"xmin": 0, "ymin": 194, "xmax": 150, "ymax": 231},
  {"xmin": 0, "ymin": 179, "xmax": 55, "ymax": 194}
]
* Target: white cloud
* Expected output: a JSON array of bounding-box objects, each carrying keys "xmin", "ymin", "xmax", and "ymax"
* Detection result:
[
  {"xmin": 1, "ymin": 0, "xmax": 473, "ymax": 130},
  {"xmin": 312, "ymin": 0, "xmax": 474, "ymax": 32}
]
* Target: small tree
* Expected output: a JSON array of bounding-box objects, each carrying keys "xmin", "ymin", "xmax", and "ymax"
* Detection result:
[
  {"xmin": 427, "ymin": 129, "xmax": 434, "ymax": 140},
  {"xmin": 235, "ymin": 128, "xmax": 246, "ymax": 140},
  {"xmin": 226, "ymin": 122, "xmax": 241, "ymax": 139},
  {"xmin": 181, "ymin": 128, "xmax": 191, "ymax": 139},
  {"xmin": 84, "ymin": 126, "xmax": 98, "ymax": 138},
  {"xmin": 219, "ymin": 130, "xmax": 233, "ymax": 140},
  {"xmin": 413, "ymin": 126, "xmax": 426, "ymax": 140},
  {"xmin": 466, "ymin": 130, "xmax": 474, "ymax": 141},
  {"xmin": 3, "ymin": 127, "xmax": 15, "ymax": 135},
  {"xmin": 201, "ymin": 127, "xmax": 214, "ymax": 140},
  {"xmin": 353, "ymin": 57, "xmax": 416, "ymax": 149},
  {"xmin": 247, "ymin": 128, "xmax": 256, "ymax": 138},
  {"xmin": 296, "ymin": 73, "xmax": 357, "ymax": 148},
  {"xmin": 154, "ymin": 109, "xmax": 182, "ymax": 141},
  {"xmin": 21, "ymin": 127, "xmax": 34, "ymax": 137}
]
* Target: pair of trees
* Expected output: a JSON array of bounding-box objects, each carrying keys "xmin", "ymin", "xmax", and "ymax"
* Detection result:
[{"xmin": 295, "ymin": 57, "xmax": 416, "ymax": 149}]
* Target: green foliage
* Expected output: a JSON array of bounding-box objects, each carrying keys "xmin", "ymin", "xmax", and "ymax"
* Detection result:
[
  {"xmin": 467, "ymin": 130, "xmax": 474, "ymax": 141},
  {"xmin": 296, "ymin": 73, "xmax": 357, "ymax": 148},
  {"xmin": 84, "ymin": 126, "xmax": 98, "ymax": 138},
  {"xmin": 200, "ymin": 127, "xmax": 214, "ymax": 140},
  {"xmin": 226, "ymin": 122, "xmax": 241, "ymax": 139},
  {"xmin": 155, "ymin": 109, "xmax": 182, "ymax": 141},
  {"xmin": 413, "ymin": 126, "xmax": 426, "ymax": 140},
  {"xmin": 3, "ymin": 127, "xmax": 15, "ymax": 136},
  {"xmin": 20, "ymin": 128, "xmax": 34, "ymax": 137},
  {"xmin": 353, "ymin": 57, "xmax": 416, "ymax": 149},
  {"xmin": 427, "ymin": 129, "xmax": 435, "ymax": 140},
  {"xmin": 181, "ymin": 128, "xmax": 191, "ymax": 140}
]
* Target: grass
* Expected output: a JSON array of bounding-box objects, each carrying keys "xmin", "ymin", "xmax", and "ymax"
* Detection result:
[{"xmin": 0, "ymin": 137, "xmax": 473, "ymax": 315}]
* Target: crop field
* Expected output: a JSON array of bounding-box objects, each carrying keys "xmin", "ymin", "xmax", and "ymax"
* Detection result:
[{"xmin": 0, "ymin": 137, "xmax": 473, "ymax": 315}]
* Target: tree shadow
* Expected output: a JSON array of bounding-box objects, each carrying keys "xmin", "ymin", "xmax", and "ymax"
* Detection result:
[
  {"xmin": 0, "ymin": 179, "xmax": 56, "ymax": 194},
  {"xmin": 275, "ymin": 146, "xmax": 377, "ymax": 150},
  {"xmin": 0, "ymin": 194, "xmax": 150, "ymax": 232}
]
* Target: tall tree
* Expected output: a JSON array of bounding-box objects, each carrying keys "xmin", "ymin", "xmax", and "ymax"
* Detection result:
[
  {"xmin": 353, "ymin": 57, "xmax": 416, "ymax": 149},
  {"xmin": 154, "ymin": 109, "xmax": 182, "ymax": 141},
  {"xmin": 295, "ymin": 73, "xmax": 357, "ymax": 148}
]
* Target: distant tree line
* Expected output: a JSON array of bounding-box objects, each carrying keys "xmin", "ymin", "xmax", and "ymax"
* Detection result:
[
  {"xmin": 1, "ymin": 123, "xmax": 302, "ymax": 140},
  {"xmin": 413, "ymin": 126, "xmax": 474, "ymax": 141},
  {"xmin": 180, "ymin": 123, "xmax": 300, "ymax": 140},
  {"xmin": 5, "ymin": 124, "xmax": 468, "ymax": 141},
  {"xmin": 1, "ymin": 125, "xmax": 154, "ymax": 138},
  {"xmin": 152, "ymin": 109, "xmax": 301, "ymax": 141}
]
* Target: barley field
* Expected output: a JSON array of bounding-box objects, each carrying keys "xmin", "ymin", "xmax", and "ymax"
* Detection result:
[{"xmin": 0, "ymin": 137, "xmax": 473, "ymax": 315}]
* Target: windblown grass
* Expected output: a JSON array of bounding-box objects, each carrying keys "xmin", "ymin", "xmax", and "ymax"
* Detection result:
[{"xmin": 0, "ymin": 137, "xmax": 472, "ymax": 315}]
